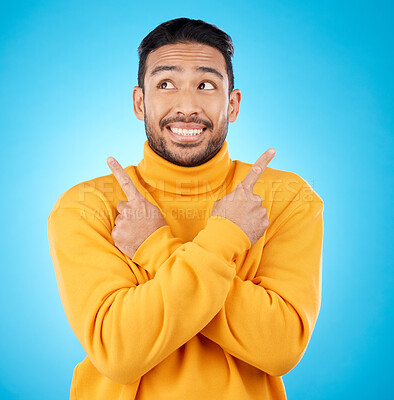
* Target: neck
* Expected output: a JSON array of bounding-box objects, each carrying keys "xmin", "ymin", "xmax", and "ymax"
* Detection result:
[{"xmin": 137, "ymin": 140, "xmax": 232, "ymax": 195}]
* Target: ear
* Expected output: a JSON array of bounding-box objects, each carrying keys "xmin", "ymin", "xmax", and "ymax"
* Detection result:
[
  {"xmin": 228, "ymin": 89, "xmax": 241, "ymax": 123},
  {"xmin": 133, "ymin": 86, "xmax": 145, "ymax": 121}
]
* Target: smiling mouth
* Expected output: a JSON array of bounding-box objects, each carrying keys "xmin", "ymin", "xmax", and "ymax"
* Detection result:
[{"xmin": 166, "ymin": 126, "xmax": 207, "ymax": 137}]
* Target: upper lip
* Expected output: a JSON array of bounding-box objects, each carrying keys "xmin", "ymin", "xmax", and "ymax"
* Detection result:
[{"xmin": 167, "ymin": 123, "xmax": 206, "ymax": 130}]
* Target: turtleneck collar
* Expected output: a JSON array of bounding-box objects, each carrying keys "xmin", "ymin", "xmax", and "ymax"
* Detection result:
[{"xmin": 136, "ymin": 140, "xmax": 232, "ymax": 195}]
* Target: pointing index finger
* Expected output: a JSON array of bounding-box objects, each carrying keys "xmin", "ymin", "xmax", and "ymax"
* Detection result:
[
  {"xmin": 107, "ymin": 156, "xmax": 139, "ymax": 201},
  {"xmin": 242, "ymin": 148, "xmax": 276, "ymax": 189}
]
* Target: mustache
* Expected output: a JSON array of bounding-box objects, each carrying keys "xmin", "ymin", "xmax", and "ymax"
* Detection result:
[{"xmin": 160, "ymin": 116, "xmax": 213, "ymax": 130}]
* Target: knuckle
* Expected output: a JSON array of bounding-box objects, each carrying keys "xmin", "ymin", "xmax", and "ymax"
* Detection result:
[
  {"xmin": 122, "ymin": 208, "xmax": 132, "ymax": 218},
  {"xmin": 115, "ymin": 213, "xmax": 124, "ymax": 223},
  {"xmin": 135, "ymin": 197, "xmax": 145, "ymax": 206},
  {"xmin": 128, "ymin": 209, "xmax": 138, "ymax": 219},
  {"xmin": 111, "ymin": 228, "xmax": 118, "ymax": 241},
  {"xmin": 116, "ymin": 201, "xmax": 127, "ymax": 213},
  {"xmin": 121, "ymin": 180, "xmax": 131, "ymax": 190}
]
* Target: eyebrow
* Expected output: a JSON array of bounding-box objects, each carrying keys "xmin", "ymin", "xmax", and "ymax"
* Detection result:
[{"xmin": 150, "ymin": 65, "xmax": 224, "ymax": 80}]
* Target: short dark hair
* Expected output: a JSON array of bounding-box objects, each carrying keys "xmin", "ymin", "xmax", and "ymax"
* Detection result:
[{"xmin": 137, "ymin": 18, "xmax": 234, "ymax": 96}]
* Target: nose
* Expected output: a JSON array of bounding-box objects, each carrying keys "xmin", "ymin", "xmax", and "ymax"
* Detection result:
[{"xmin": 173, "ymin": 88, "xmax": 202, "ymax": 117}]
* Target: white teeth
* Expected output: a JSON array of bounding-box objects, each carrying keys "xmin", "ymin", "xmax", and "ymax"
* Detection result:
[{"xmin": 170, "ymin": 127, "xmax": 204, "ymax": 136}]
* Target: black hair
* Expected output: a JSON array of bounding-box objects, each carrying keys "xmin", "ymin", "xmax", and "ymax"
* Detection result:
[{"xmin": 137, "ymin": 18, "xmax": 234, "ymax": 96}]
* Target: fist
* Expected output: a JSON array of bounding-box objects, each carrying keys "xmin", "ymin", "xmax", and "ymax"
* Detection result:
[{"xmin": 211, "ymin": 148, "xmax": 276, "ymax": 246}]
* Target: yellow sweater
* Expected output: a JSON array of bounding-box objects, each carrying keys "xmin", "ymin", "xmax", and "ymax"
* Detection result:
[{"xmin": 47, "ymin": 140, "xmax": 324, "ymax": 400}]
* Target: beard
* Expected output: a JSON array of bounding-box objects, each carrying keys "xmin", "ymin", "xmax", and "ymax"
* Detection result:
[{"xmin": 143, "ymin": 112, "xmax": 229, "ymax": 167}]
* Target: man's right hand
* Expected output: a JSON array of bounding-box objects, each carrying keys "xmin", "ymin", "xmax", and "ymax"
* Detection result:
[
  {"xmin": 107, "ymin": 156, "xmax": 167, "ymax": 259},
  {"xmin": 210, "ymin": 148, "xmax": 276, "ymax": 246}
]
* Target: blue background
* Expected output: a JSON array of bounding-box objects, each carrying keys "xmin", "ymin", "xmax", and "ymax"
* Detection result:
[{"xmin": 1, "ymin": 1, "xmax": 393, "ymax": 399}]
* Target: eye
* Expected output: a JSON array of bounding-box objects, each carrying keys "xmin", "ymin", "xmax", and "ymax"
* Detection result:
[
  {"xmin": 158, "ymin": 81, "xmax": 175, "ymax": 89},
  {"xmin": 198, "ymin": 81, "xmax": 215, "ymax": 90}
]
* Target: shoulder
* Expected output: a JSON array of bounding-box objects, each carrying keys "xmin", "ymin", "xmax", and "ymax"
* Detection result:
[
  {"xmin": 233, "ymin": 160, "xmax": 322, "ymax": 202},
  {"xmin": 263, "ymin": 165, "xmax": 323, "ymax": 207},
  {"xmin": 232, "ymin": 160, "xmax": 324, "ymax": 228},
  {"xmin": 48, "ymin": 165, "xmax": 139, "ymax": 218}
]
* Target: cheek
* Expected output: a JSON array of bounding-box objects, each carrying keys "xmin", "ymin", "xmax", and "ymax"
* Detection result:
[
  {"xmin": 145, "ymin": 94, "xmax": 172, "ymax": 122},
  {"xmin": 204, "ymin": 97, "xmax": 228, "ymax": 122},
  {"xmin": 145, "ymin": 102, "xmax": 164, "ymax": 124},
  {"xmin": 213, "ymin": 104, "xmax": 228, "ymax": 125}
]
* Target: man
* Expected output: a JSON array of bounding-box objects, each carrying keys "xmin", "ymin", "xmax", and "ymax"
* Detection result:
[{"xmin": 47, "ymin": 18, "xmax": 324, "ymax": 400}]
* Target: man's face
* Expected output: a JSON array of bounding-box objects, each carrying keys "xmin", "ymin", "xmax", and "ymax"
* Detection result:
[{"xmin": 133, "ymin": 42, "xmax": 241, "ymax": 167}]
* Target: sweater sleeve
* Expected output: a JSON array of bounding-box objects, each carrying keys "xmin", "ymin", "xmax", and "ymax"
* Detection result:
[
  {"xmin": 130, "ymin": 224, "xmax": 184, "ymax": 273},
  {"xmin": 47, "ymin": 188, "xmax": 251, "ymax": 386},
  {"xmin": 199, "ymin": 197, "xmax": 324, "ymax": 376}
]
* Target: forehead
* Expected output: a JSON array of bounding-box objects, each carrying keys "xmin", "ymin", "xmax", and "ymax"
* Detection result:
[{"xmin": 145, "ymin": 42, "xmax": 227, "ymax": 75}]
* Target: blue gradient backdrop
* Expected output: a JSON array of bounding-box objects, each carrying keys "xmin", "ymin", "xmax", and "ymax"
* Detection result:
[{"xmin": 1, "ymin": 1, "xmax": 392, "ymax": 399}]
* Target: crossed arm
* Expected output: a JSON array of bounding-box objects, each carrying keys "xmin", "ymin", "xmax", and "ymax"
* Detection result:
[
  {"xmin": 48, "ymin": 184, "xmax": 323, "ymax": 385},
  {"xmin": 133, "ymin": 197, "xmax": 324, "ymax": 376}
]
